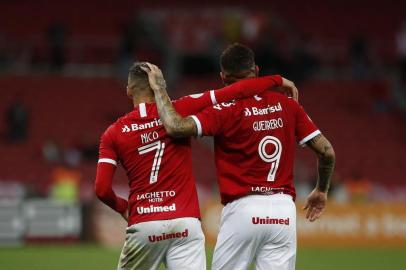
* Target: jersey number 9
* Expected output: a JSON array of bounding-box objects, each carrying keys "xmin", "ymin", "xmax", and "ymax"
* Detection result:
[{"xmin": 258, "ymin": 136, "xmax": 282, "ymax": 182}]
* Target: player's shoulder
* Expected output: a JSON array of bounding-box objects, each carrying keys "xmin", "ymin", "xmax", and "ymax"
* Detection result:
[
  {"xmin": 100, "ymin": 123, "xmax": 117, "ymax": 140},
  {"xmin": 101, "ymin": 111, "xmax": 133, "ymax": 138}
]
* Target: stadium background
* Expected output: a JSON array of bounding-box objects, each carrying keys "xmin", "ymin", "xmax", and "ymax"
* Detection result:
[{"xmin": 0, "ymin": 0, "xmax": 405, "ymax": 269}]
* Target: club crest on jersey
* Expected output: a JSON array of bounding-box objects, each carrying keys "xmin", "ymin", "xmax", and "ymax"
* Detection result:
[
  {"xmin": 244, "ymin": 102, "xmax": 282, "ymax": 117},
  {"xmin": 244, "ymin": 108, "xmax": 252, "ymax": 116},
  {"xmin": 122, "ymin": 119, "xmax": 162, "ymax": 133}
]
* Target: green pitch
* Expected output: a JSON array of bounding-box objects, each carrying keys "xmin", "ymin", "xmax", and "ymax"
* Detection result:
[{"xmin": 0, "ymin": 245, "xmax": 404, "ymax": 270}]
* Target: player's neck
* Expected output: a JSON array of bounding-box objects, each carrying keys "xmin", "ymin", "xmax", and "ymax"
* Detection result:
[{"xmin": 132, "ymin": 94, "xmax": 155, "ymax": 106}]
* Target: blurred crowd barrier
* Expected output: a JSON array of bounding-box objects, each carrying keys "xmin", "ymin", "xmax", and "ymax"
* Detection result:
[
  {"xmin": 0, "ymin": 199, "xmax": 81, "ymax": 246},
  {"xmin": 89, "ymin": 199, "xmax": 406, "ymax": 249},
  {"xmin": 297, "ymin": 203, "xmax": 406, "ymax": 247}
]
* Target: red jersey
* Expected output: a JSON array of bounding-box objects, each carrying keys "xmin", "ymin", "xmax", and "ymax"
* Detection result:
[
  {"xmin": 191, "ymin": 92, "xmax": 320, "ymax": 205},
  {"xmin": 97, "ymin": 75, "xmax": 283, "ymax": 225},
  {"xmin": 99, "ymin": 102, "xmax": 200, "ymax": 225}
]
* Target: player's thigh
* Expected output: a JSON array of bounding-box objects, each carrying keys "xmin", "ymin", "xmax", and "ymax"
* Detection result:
[
  {"xmin": 255, "ymin": 235, "xmax": 296, "ymax": 270},
  {"xmin": 212, "ymin": 199, "xmax": 264, "ymax": 270},
  {"xmin": 117, "ymin": 221, "xmax": 171, "ymax": 270},
  {"xmin": 165, "ymin": 218, "xmax": 206, "ymax": 270},
  {"xmin": 255, "ymin": 196, "xmax": 297, "ymax": 270}
]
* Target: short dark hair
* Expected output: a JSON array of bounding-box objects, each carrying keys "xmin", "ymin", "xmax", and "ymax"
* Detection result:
[
  {"xmin": 220, "ymin": 43, "xmax": 255, "ymax": 74},
  {"xmin": 128, "ymin": 62, "xmax": 149, "ymax": 90}
]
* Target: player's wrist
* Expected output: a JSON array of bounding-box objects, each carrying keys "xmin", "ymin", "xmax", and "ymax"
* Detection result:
[
  {"xmin": 315, "ymin": 186, "xmax": 329, "ymax": 194},
  {"xmin": 116, "ymin": 198, "xmax": 129, "ymax": 214}
]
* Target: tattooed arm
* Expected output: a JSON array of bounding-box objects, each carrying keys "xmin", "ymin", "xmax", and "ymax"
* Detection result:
[
  {"xmin": 307, "ymin": 134, "xmax": 335, "ymax": 192},
  {"xmin": 141, "ymin": 63, "xmax": 198, "ymax": 138},
  {"xmin": 303, "ymin": 134, "xmax": 335, "ymax": 222},
  {"xmin": 153, "ymin": 85, "xmax": 197, "ymax": 138}
]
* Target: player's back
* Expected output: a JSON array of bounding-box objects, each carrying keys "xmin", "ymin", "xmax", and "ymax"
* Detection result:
[
  {"xmin": 191, "ymin": 91, "xmax": 320, "ymax": 270},
  {"xmin": 196, "ymin": 92, "xmax": 319, "ymax": 204},
  {"xmin": 100, "ymin": 103, "xmax": 200, "ymax": 225}
]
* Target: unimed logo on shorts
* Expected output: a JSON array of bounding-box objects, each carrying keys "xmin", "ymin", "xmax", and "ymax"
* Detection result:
[
  {"xmin": 137, "ymin": 203, "xmax": 176, "ymax": 214},
  {"xmin": 252, "ymin": 217, "xmax": 290, "ymax": 225},
  {"xmin": 148, "ymin": 229, "xmax": 189, "ymax": 243}
]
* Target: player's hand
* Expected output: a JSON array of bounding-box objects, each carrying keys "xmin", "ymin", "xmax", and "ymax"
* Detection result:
[
  {"xmin": 281, "ymin": 77, "xmax": 299, "ymax": 102},
  {"xmin": 302, "ymin": 188, "xmax": 327, "ymax": 222},
  {"xmin": 121, "ymin": 208, "xmax": 129, "ymax": 222},
  {"xmin": 140, "ymin": 62, "xmax": 167, "ymax": 92}
]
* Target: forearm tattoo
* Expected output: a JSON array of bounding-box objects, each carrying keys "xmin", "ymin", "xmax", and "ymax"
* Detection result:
[
  {"xmin": 307, "ymin": 134, "xmax": 335, "ymax": 192},
  {"xmin": 155, "ymin": 76, "xmax": 167, "ymax": 90},
  {"xmin": 153, "ymin": 83, "xmax": 197, "ymax": 138}
]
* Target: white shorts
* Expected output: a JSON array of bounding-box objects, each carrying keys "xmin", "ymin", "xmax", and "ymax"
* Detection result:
[
  {"xmin": 117, "ymin": 217, "xmax": 206, "ymax": 270},
  {"xmin": 212, "ymin": 194, "xmax": 296, "ymax": 270}
]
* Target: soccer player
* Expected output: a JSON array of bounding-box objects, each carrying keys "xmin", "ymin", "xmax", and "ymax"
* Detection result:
[
  {"xmin": 144, "ymin": 44, "xmax": 336, "ymax": 270},
  {"xmin": 94, "ymin": 62, "xmax": 297, "ymax": 270}
]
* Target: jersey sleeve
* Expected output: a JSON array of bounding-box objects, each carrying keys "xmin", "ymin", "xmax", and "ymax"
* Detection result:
[
  {"xmin": 95, "ymin": 126, "xmax": 128, "ymax": 214},
  {"xmin": 173, "ymin": 91, "xmax": 214, "ymax": 117},
  {"xmin": 294, "ymin": 102, "xmax": 321, "ymax": 146},
  {"xmin": 94, "ymin": 162, "xmax": 128, "ymax": 214},
  {"xmin": 173, "ymin": 75, "xmax": 282, "ymax": 117},
  {"xmin": 98, "ymin": 127, "xmax": 118, "ymax": 166},
  {"xmin": 190, "ymin": 102, "xmax": 236, "ymax": 137}
]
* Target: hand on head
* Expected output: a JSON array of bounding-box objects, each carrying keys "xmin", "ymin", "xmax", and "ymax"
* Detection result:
[
  {"xmin": 140, "ymin": 62, "xmax": 167, "ymax": 92},
  {"xmin": 281, "ymin": 77, "xmax": 299, "ymax": 101}
]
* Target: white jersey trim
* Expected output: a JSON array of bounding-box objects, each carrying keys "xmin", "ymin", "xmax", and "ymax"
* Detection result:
[
  {"xmin": 98, "ymin": 158, "xmax": 117, "ymax": 166},
  {"xmin": 210, "ymin": 90, "xmax": 217, "ymax": 105},
  {"xmin": 190, "ymin": 116, "xmax": 203, "ymax": 137},
  {"xmin": 139, "ymin": 103, "xmax": 147, "ymax": 118},
  {"xmin": 299, "ymin": 130, "xmax": 321, "ymax": 146}
]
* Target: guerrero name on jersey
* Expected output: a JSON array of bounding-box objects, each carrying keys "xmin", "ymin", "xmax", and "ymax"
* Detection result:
[{"xmin": 191, "ymin": 92, "xmax": 320, "ymax": 204}]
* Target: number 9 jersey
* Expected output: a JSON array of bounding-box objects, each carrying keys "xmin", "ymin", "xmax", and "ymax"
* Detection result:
[{"xmin": 190, "ymin": 92, "xmax": 320, "ymax": 205}]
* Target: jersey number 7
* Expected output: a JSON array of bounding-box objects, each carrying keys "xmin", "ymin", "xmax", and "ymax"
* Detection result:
[
  {"xmin": 258, "ymin": 136, "xmax": 282, "ymax": 182},
  {"xmin": 138, "ymin": 141, "xmax": 166, "ymax": 184}
]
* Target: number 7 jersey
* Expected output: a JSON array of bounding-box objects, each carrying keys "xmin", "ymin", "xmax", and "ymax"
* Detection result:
[
  {"xmin": 191, "ymin": 92, "xmax": 320, "ymax": 205},
  {"xmin": 99, "ymin": 103, "xmax": 201, "ymax": 225}
]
